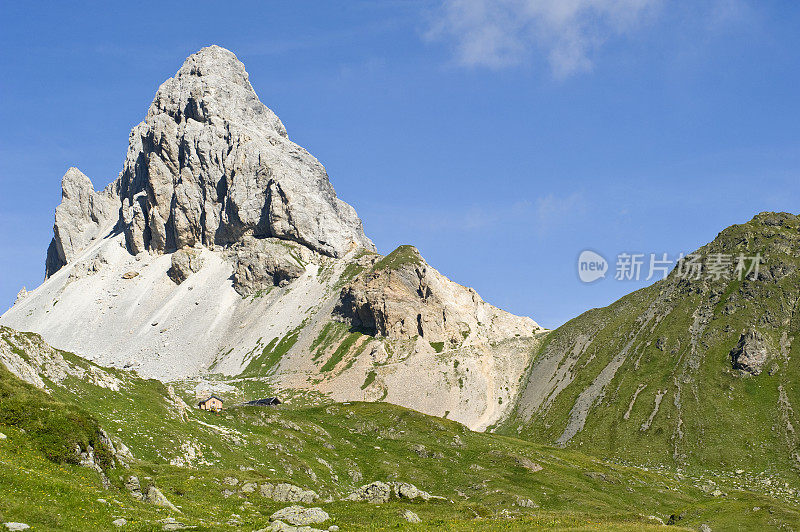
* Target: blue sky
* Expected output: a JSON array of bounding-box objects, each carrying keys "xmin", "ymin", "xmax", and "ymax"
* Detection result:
[{"xmin": 1, "ymin": 1, "xmax": 798, "ymax": 328}]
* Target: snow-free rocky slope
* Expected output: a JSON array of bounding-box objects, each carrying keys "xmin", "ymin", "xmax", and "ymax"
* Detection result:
[
  {"xmin": 501, "ymin": 212, "xmax": 800, "ymax": 487},
  {"xmin": 1, "ymin": 45, "xmax": 542, "ymax": 431}
]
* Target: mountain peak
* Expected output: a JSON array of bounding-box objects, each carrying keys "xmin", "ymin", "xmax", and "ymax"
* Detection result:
[
  {"xmin": 40, "ymin": 46, "xmax": 374, "ymax": 276},
  {"xmin": 146, "ymin": 45, "xmax": 287, "ymax": 139},
  {"xmin": 178, "ymin": 45, "xmax": 248, "ymax": 81},
  {"xmin": 113, "ymin": 45, "xmax": 373, "ymax": 258}
]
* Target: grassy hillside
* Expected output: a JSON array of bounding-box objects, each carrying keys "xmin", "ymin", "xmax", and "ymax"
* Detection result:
[
  {"xmin": 2, "ymin": 327, "xmax": 800, "ymax": 530},
  {"xmin": 501, "ymin": 213, "xmax": 800, "ymax": 493}
]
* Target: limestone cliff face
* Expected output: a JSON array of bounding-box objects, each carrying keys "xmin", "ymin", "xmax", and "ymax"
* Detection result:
[
  {"xmin": 117, "ymin": 45, "xmax": 373, "ymax": 259},
  {"xmin": 335, "ymin": 246, "xmax": 541, "ymax": 346},
  {"xmin": 45, "ymin": 168, "xmax": 117, "ymax": 278},
  {"xmin": 45, "ymin": 45, "xmax": 374, "ymax": 282}
]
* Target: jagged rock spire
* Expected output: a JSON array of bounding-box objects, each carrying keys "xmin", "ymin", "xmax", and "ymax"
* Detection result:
[
  {"xmin": 116, "ymin": 45, "xmax": 373, "ymax": 258},
  {"xmin": 45, "ymin": 168, "xmax": 117, "ymax": 278}
]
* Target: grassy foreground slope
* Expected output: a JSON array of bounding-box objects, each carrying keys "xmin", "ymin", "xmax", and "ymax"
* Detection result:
[
  {"xmin": 501, "ymin": 213, "xmax": 800, "ymax": 493},
  {"xmin": 2, "ymin": 328, "xmax": 800, "ymax": 530}
]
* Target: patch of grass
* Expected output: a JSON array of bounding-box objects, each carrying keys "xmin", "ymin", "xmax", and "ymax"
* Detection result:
[
  {"xmin": 320, "ymin": 332, "xmax": 363, "ymax": 372},
  {"xmin": 361, "ymin": 370, "xmax": 377, "ymax": 390},
  {"xmin": 341, "ymin": 262, "xmax": 366, "ymax": 283},
  {"xmin": 373, "ymin": 245, "xmax": 423, "ymax": 272},
  {"xmin": 2, "ymin": 335, "xmax": 800, "ymax": 532},
  {"xmin": 240, "ymin": 329, "xmax": 300, "ymax": 378},
  {"xmin": 430, "ymin": 341, "xmax": 445, "ymax": 353},
  {"xmin": 311, "ymin": 322, "xmax": 351, "ymax": 361},
  {"xmin": 0, "ymin": 364, "xmax": 110, "ymax": 467}
]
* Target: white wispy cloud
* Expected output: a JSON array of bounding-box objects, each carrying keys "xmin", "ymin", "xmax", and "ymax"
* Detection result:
[
  {"xmin": 427, "ymin": 0, "xmax": 660, "ymax": 77},
  {"xmin": 533, "ymin": 192, "xmax": 587, "ymax": 235}
]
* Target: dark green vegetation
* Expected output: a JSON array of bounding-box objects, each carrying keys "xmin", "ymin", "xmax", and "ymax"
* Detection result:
[
  {"xmin": 430, "ymin": 341, "xmax": 445, "ymax": 353},
  {"xmin": 502, "ymin": 213, "xmax": 800, "ymax": 492},
  {"xmin": 0, "ymin": 363, "xmax": 110, "ymax": 467}
]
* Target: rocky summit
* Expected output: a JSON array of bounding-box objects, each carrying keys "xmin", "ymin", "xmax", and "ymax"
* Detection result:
[
  {"xmin": 0, "ymin": 46, "xmax": 542, "ymax": 431},
  {"xmin": 46, "ymin": 45, "xmax": 373, "ymax": 283},
  {"xmin": 117, "ymin": 46, "xmax": 373, "ymax": 260}
]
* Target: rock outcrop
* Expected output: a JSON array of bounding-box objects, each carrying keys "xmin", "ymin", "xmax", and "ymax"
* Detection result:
[
  {"xmin": 14, "ymin": 287, "xmax": 27, "ymax": 304},
  {"xmin": 730, "ymin": 330, "xmax": 772, "ymax": 375},
  {"xmin": 0, "ymin": 326, "xmax": 121, "ymax": 391},
  {"xmin": 146, "ymin": 486, "xmax": 180, "ymax": 512},
  {"xmin": 335, "ymin": 245, "xmax": 540, "ymax": 346},
  {"xmin": 269, "ymin": 506, "xmax": 329, "ymax": 527},
  {"xmin": 45, "ymin": 168, "xmax": 117, "ymax": 278},
  {"xmin": 260, "ymin": 483, "xmax": 319, "ymax": 504},
  {"xmin": 228, "ymin": 237, "xmax": 309, "ymax": 296},
  {"xmin": 125, "ymin": 475, "xmax": 144, "ymax": 500},
  {"xmin": 116, "ymin": 45, "xmax": 373, "ymax": 260},
  {"xmin": 344, "ymin": 481, "xmax": 433, "ymax": 503}
]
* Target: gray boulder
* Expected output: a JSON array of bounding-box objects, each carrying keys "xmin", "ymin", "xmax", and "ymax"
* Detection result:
[
  {"xmin": 260, "ymin": 522, "xmax": 326, "ymax": 532},
  {"xmin": 270, "ymin": 506, "xmax": 329, "ymax": 527},
  {"xmin": 168, "ymin": 248, "xmax": 204, "ymax": 284},
  {"xmin": 160, "ymin": 517, "xmax": 188, "ymax": 531},
  {"xmin": 345, "ymin": 481, "xmax": 432, "ymax": 503},
  {"xmin": 3, "ymin": 524, "xmax": 30, "ymax": 531},
  {"xmin": 260, "ymin": 482, "xmax": 318, "ymax": 504},
  {"xmin": 146, "ymin": 486, "xmax": 180, "ymax": 512}
]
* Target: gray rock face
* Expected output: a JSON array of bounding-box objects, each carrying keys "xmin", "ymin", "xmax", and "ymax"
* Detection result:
[
  {"xmin": 730, "ymin": 330, "xmax": 772, "ymax": 375},
  {"xmin": 46, "ymin": 168, "xmax": 117, "ymax": 278},
  {"xmin": 228, "ymin": 237, "xmax": 308, "ymax": 296},
  {"xmin": 335, "ymin": 246, "xmax": 540, "ymax": 345},
  {"xmin": 116, "ymin": 45, "xmax": 373, "ymax": 259}
]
